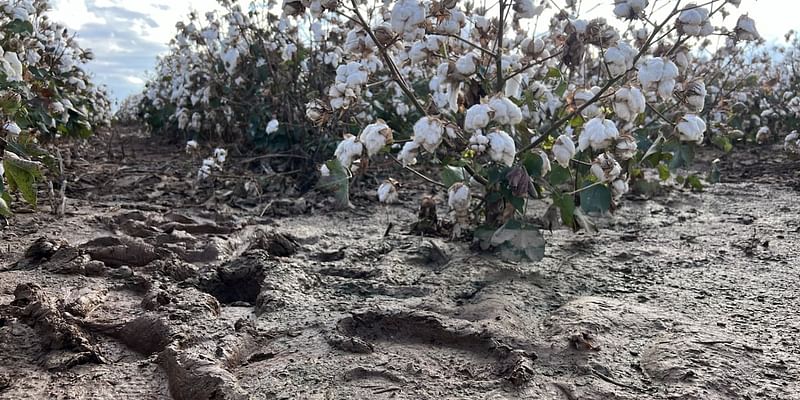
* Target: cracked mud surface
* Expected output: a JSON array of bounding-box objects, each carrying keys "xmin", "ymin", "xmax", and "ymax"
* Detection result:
[{"xmin": 0, "ymin": 134, "xmax": 798, "ymax": 399}]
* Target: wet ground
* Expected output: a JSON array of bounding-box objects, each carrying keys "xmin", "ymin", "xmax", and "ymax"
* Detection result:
[{"xmin": 0, "ymin": 131, "xmax": 798, "ymax": 399}]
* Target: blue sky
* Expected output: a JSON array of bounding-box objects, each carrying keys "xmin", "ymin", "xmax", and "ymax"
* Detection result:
[{"xmin": 49, "ymin": 0, "xmax": 797, "ymax": 103}]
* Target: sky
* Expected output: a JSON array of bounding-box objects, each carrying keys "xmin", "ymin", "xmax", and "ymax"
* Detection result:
[{"xmin": 48, "ymin": 0, "xmax": 798, "ymax": 103}]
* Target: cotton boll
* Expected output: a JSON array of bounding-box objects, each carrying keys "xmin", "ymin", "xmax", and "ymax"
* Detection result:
[
  {"xmin": 488, "ymin": 96, "xmax": 523, "ymax": 125},
  {"xmin": 579, "ymin": 117, "xmax": 620, "ymax": 152},
  {"xmin": 604, "ymin": 42, "xmax": 636, "ymax": 77},
  {"xmin": 359, "ymin": 120, "xmax": 393, "ymax": 156},
  {"xmin": 784, "ymin": 131, "xmax": 800, "ymax": 156},
  {"xmin": 469, "ymin": 133, "xmax": 489, "ymax": 153},
  {"xmin": 377, "ymin": 180, "xmax": 399, "ymax": 204},
  {"xmin": 756, "ymin": 126, "xmax": 770, "ymax": 144},
  {"xmin": 464, "ymin": 104, "xmax": 494, "ymax": 132},
  {"xmin": 676, "ymin": 114, "xmax": 707, "ymax": 143},
  {"xmin": 590, "ymin": 153, "xmax": 622, "ymax": 182},
  {"xmin": 574, "ymin": 87, "xmax": 601, "ymax": 118},
  {"xmin": 334, "ymin": 134, "xmax": 364, "ymax": 168},
  {"xmin": 398, "ymin": 141, "xmax": 420, "ymax": 166},
  {"xmin": 539, "ymin": 151, "xmax": 551, "ymax": 176},
  {"xmin": 266, "ymin": 119, "xmax": 279, "ymax": 134},
  {"xmin": 487, "ymin": 130, "xmax": 516, "ymax": 166},
  {"xmin": 684, "ymin": 80, "xmax": 706, "ymax": 112},
  {"xmin": 448, "ymin": 182, "xmax": 471, "ymax": 211},
  {"xmin": 320, "ymin": 164, "xmax": 330, "ymax": 177},
  {"xmin": 2, "ymin": 52, "xmax": 23, "ymax": 81},
  {"xmin": 391, "ymin": 0, "xmax": 426, "ymax": 41},
  {"xmin": 614, "ymin": 134, "xmax": 638, "ymax": 160},
  {"xmin": 213, "ymin": 148, "xmax": 227, "ymax": 165},
  {"xmin": 613, "ymin": 0, "xmax": 648, "ymax": 19},
  {"xmin": 184, "ymin": 140, "xmax": 199, "ymax": 155},
  {"xmin": 513, "ymin": 0, "xmax": 544, "ymax": 19},
  {"xmin": 638, "ymin": 57, "xmax": 678, "ymax": 100},
  {"xmin": 613, "ymin": 87, "xmax": 646, "ymax": 122},
  {"xmin": 455, "ymin": 53, "xmax": 478, "ymax": 76},
  {"xmin": 552, "ymin": 134, "xmax": 576, "ymax": 168},
  {"xmin": 677, "ymin": 7, "xmax": 712, "ymax": 37},
  {"xmin": 611, "ymin": 178, "xmax": 630, "ymax": 201},
  {"xmin": 735, "ymin": 15, "xmax": 759, "ymax": 41},
  {"xmin": 413, "ymin": 117, "xmax": 445, "ymax": 152}
]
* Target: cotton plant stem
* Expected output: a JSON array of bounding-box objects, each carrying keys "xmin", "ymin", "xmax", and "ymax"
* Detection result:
[{"xmin": 495, "ymin": 0, "xmax": 506, "ymax": 93}]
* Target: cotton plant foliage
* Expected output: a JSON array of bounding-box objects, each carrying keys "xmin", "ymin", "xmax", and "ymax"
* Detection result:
[{"xmin": 0, "ymin": 0, "xmax": 112, "ymax": 215}]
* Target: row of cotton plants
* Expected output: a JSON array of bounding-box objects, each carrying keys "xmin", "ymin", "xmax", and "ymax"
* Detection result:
[
  {"xmin": 304, "ymin": 0, "xmax": 761, "ymax": 255},
  {"xmin": 127, "ymin": 0, "xmax": 767, "ymax": 257},
  {"xmin": 0, "ymin": 0, "xmax": 112, "ymax": 215},
  {"xmin": 134, "ymin": 1, "xmax": 341, "ymax": 151}
]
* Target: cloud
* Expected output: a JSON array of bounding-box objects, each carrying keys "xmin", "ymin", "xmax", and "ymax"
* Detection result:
[{"xmin": 49, "ymin": 0, "xmax": 220, "ymax": 101}]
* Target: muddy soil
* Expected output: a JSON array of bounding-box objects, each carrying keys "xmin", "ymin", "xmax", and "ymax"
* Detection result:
[{"xmin": 0, "ymin": 132, "xmax": 798, "ymax": 400}]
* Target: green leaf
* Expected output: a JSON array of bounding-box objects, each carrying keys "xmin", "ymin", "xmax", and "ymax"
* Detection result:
[
  {"xmin": 711, "ymin": 135, "xmax": 733, "ymax": 153},
  {"xmin": 554, "ymin": 81, "xmax": 568, "ymax": 97},
  {"xmin": 669, "ymin": 143, "xmax": 695, "ymax": 171},
  {"xmin": 656, "ymin": 163, "xmax": 671, "ymax": 181},
  {"xmin": 3, "ymin": 158, "xmax": 39, "ymax": 206},
  {"xmin": 553, "ymin": 192, "xmax": 576, "ymax": 227},
  {"xmin": 685, "ymin": 174, "xmax": 704, "ymax": 191},
  {"xmin": 548, "ymin": 164, "xmax": 571, "ymax": 186},
  {"xmin": 441, "ymin": 165, "xmax": 466, "ymax": 188},
  {"xmin": 489, "ymin": 219, "xmax": 546, "ymax": 262},
  {"xmin": 521, "ymin": 152, "xmax": 542, "ymax": 177},
  {"xmin": 546, "ymin": 67, "xmax": 562, "ymax": 79},
  {"xmin": 579, "ymin": 183, "xmax": 612, "ymax": 214},
  {"xmin": 7, "ymin": 20, "xmax": 34, "ymax": 34},
  {"xmin": 0, "ymin": 197, "xmax": 10, "ymax": 217},
  {"xmin": 317, "ymin": 159, "xmax": 350, "ymax": 209}
]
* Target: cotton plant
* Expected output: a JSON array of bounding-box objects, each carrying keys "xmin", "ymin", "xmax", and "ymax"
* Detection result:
[
  {"xmin": 0, "ymin": 0, "xmax": 112, "ymax": 215},
  {"xmin": 291, "ymin": 0, "xmax": 762, "ymax": 253}
]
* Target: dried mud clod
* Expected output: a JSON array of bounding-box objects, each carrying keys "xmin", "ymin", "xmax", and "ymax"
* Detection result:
[
  {"xmin": 8, "ymin": 283, "xmax": 106, "ymax": 369},
  {"xmin": 81, "ymin": 236, "xmax": 164, "ymax": 267},
  {"xmin": 248, "ymin": 231, "xmax": 300, "ymax": 257}
]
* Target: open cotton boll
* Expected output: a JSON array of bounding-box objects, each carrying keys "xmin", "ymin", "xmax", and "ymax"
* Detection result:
[
  {"xmin": 552, "ymin": 134, "xmax": 576, "ymax": 168},
  {"xmin": 398, "ymin": 141, "xmax": 420, "ymax": 166},
  {"xmin": 611, "ymin": 178, "xmax": 630, "ymax": 200},
  {"xmin": 677, "ymin": 7, "xmax": 712, "ymax": 36},
  {"xmin": 487, "ymin": 130, "xmax": 516, "ymax": 166},
  {"xmin": 614, "ymin": 134, "xmax": 638, "ymax": 160},
  {"xmin": 676, "ymin": 114, "xmax": 707, "ymax": 143},
  {"xmin": 638, "ymin": 57, "xmax": 678, "ymax": 99},
  {"xmin": 455, "ymin": 53, "xmax": 478, "ymax": 76},
  {"xmin": 756, "ymin": 127, "xmax": 770, "ymax": 144},
  {"xmin": 469, "ymin": 133, "xmax": 490, "ymax": 153},
  {"xmin": 1, "ymin": 52, "xmax": 23, "ymax": 82},
  {"xmin": 613, "ymin": 87, "xmax": 646, "ymax": 122},
  {"xmin": 334, "ymin": 134, "xmax": 364, "ymax": 168},
  {"xmin": 604, "ymin": 42, "xmax": 636, "ymax": 76},
  {"xmin": 684, "ymin": 80, "xmax": 707, "ymax": 112},
  {"xmin": 221, "ymin": 48, "xmax": 239, "ymax": 74},
  {"xmin": 613, "ymin": 0, "xmax": 648, "ymax": 19},
  {"xmin": 539, "ymin": 151, "xmax": 551, "ymax": 176},
  {"xmin": 359, "ymin": 120, "xmax": 393, "ymax": 156},
  {"xmin": 590, "ymin": 153, "xmax": 622, "ymax": 182},
  {"xmin": 3, "ymin": 121, "xmax": 21, "ymax": 136},
  {"xmin": 464, "ymin": 104, "xmax": 494, "ymax": 132},
  {"xmin": 574, "ymin": 87, "xmax": 601, "ymax": 118},
  {"xmin": 784, "ymin": 131, "xmax": 800, "ymax": 155},
  {"xmin": 488, "ymin": 96, "xmax": 523, "ymax": 125},
  {"xmin": 513, "ymin": 0, "xmax": 544, "ymax": 19},
  {"xmin": 391, "ymin": 0, "xmax": 426, "ymax": 41},
  {"xmin": 213, "ymin": 148, "xmax": 227, "ymax": 165},
  {"xmin": 377, "ymin": 180, "xmax": 399, "ymax": 204},
  {"xmin": 319, "ymin": 164, "xmax": 330, "ymax": 177},
  {"xmin": 185, "ymin": 140, "xmax": 199, "ymax": 153},
  {"xmin": 735, "ymin": 15, "xmax": 759, "ymax": 41},
  {"xmin": 447, "ymin": 182, "xmax": 471, "ymax": 211},
  {"xmin": 266, "ymin": 119, "xmax": 280, "ymax": 134},
  {"xmin": 579, "ymin": 117, "xmax": 620, "ymax": 152},
  {"xmin": 413, "ymin": 117, "xmax": 445, "ymax": 152}
]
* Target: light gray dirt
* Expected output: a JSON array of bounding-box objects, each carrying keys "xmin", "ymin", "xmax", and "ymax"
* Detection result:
[{"xmin": 0, "ymin": 135, "xmax": 798, "ymax": 399}]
